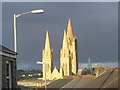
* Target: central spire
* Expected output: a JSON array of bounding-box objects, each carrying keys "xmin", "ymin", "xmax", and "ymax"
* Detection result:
[
  {"xmin": 62, "ymin": 30, "xmax": 68, "ymax": 50},
  {"xmin": 45, "ymin": 31, "xmax": 51, "ymax": 50},
  {"xmin": 67, "ymin": 18, "xmax": 75, "ymax": 40}
]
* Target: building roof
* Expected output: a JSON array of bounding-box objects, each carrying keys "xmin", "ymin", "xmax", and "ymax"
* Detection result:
[
  {"xmin": 44, "ymin": 79, "xmax": 73, "ymax": 88},
  {"xmin": 44, "ymin": 69, "xmax": 119, "ymax": 88},
  {"xmin": 0, "ymin": 45, "xmax": 16, "ymax": 55}
]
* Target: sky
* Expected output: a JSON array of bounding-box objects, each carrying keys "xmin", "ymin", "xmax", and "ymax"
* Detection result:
[
  {"xmin": 2, "ymin": 2, "xmax": 118, "ymax": 70},
  {"xmin": 1, "ymin": 0, "xmax": 120, "ymax": 2}
]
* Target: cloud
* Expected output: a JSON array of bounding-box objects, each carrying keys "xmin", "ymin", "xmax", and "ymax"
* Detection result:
[
  {"xmin": 78, "ymin": 62, "xmax": 118, "ymax": 69},
  {"xmin": 17, "ymin": 62, "xmax": 118, "ymax": 70},
  {"xmin": 17, "ymin": 63, "xmax": 32, "ymax": 70},
  {"xmin": 2, "ymin": 2, "xmax": 118, "ymax": 70}
]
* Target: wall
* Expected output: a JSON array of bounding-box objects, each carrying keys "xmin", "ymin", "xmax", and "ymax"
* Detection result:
[{"xmin": 2, "ymin": 55, "xmax": 17, "ymax": 88}]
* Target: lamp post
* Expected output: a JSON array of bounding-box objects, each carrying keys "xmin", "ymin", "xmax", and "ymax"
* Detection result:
[
  {"xmin": 37, "ymin": 61, "xmax": 47, "ymax": 90},
  {"xmin": 14, "ymin": 9, "xmax": 44, "ymax": 53}
]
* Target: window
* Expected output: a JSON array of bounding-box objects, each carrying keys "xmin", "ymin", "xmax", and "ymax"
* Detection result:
[{"xmin": 6, "ymin": 61, "xmax": 12, "ymax": 89}]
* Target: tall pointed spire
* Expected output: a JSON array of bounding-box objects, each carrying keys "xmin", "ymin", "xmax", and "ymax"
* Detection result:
[
  {"xmin": 87, "ymin": 58, "xmax": 92, "ymax": 71},
  {"xmin": 62, "ymin": 30, "xmax": 68, "ymax": 50},
  {"xmin": 44, "ymin": 31, "xmax": 51, "ymax": 50},
  {"xmin": 67, "ymin": 18, "xmax": 75, "ymax": 40}
]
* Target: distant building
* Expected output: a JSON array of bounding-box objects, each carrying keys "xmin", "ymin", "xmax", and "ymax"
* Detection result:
[
  {"xmin": 42, "ymin": 18, "xmax": 78, "ymax": 80},
  {"xmin": 0, "ymin": 45, "xmax": 17, "ymax": 89},
  {"xmin": 95, "ymin": 67, "xmax": 112, "ymax": 77},
  {"xmin": 87, "ymin": 58, "xmax": 92, "ymax": 71}
]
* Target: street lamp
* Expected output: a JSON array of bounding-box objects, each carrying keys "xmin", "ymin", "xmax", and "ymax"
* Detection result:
[
  {"xmin": 37, "ymin": 61, "xmax": 47, "ymax": 90},
  {"xmin": 14, "ymin": 9, "xmax": 44, "ymax": 53}
]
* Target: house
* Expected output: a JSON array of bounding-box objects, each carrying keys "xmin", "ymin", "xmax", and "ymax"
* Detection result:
[{"xmin": 0, "ymin": 45, "xmax": 17, "ymax": 89}]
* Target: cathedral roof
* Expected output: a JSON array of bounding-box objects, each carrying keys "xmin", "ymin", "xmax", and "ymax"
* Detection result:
[
  {"xmin": 67, "ymin": 18, "xmax": 75, "ymax": 41},
  {"xmin": 52, "ymin": 67, "xmax": 60, "ymax": 73},
  {"xmin": 44, "ymin": 31, "xmax": 51, "ymax": 50}
]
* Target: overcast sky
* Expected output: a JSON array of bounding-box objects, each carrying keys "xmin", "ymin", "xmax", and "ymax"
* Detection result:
[{"xmin": 2, "ymin": 2, "xmax": 118, "ymax": 70}]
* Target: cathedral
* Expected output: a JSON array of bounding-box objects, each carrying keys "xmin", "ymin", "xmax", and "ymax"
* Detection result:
[{"xmin": 42, "ymin": 18, "xmax": 78, "ymax": 80}]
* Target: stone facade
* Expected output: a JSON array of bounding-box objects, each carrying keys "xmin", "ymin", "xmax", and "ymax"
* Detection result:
[
  {"xmin": 42, "ymin": 19, "xmax": 78, "ymax": 80},
  {"xmin": 0, "ymin": 45, "xmax": 17, "ymax": 89},
  {"xmin": 60, "ymin": 30, "xmax": 71, "ymax": 76},
  {"xmin": 66, "ymin": 18, "xmax": 78, "ymax": 75},
  {"xmin": 42, "ymin": 31, "xmax": 53, "ymax": 80},
  {"xmin": 2, "ymin": 56, "xmax": 17, "ymax": 88}
]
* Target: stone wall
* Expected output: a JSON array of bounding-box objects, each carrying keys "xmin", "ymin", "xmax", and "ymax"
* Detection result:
[{"xmin": 18, "ymin": 80, "xmax": 49, "ymax": 87}]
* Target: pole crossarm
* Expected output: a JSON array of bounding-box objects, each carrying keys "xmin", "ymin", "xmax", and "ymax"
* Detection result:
[
  {"xmin": 15, "ymin": 9, "xmax": 44, "ymax": 18},
  {"xmin": 15, "ymin": 11, "xmax": 31, "ymax": 18}
]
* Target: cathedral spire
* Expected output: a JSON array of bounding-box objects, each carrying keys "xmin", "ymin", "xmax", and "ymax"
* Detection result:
[
  {"xmin": 67, "ymin": 18, "xmax": 75, "ymax": 40},
  {"xmin": 62, "ymin": 30, "xmax": 68, "ymax": 50},
  {"xmin": 45, "ymin": 31, "xmax": 51, "ymax": 50},
  {"xmin": 87, "ymin": 58, "xmax": 92, "ymax": 71}
]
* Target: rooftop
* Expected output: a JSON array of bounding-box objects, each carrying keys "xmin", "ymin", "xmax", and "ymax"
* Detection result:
[{"xmin": 0, "ymin": 45, "xmax": 16, "ymax": 55}]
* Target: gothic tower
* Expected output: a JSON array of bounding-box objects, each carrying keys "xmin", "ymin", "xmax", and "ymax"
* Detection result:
[
  {"xmin": 66, "ymin": 18, "xmax": 78, "ymax": 75},
  {"xmin": 60, "ymin": 30, "xmax": 71, "ymax": 76},
  {"xmin": 42, "ymin": 31, "xmax": 53, "ymax": 80}
]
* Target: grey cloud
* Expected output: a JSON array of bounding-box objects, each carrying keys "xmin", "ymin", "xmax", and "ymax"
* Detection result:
[
  {"xmin": 2, "ymin": 2, "xmax": 118, "ymax": 70},
  {"xmin": 78, "ymin": 62, "xmax": 118, "ymax": 69}
]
